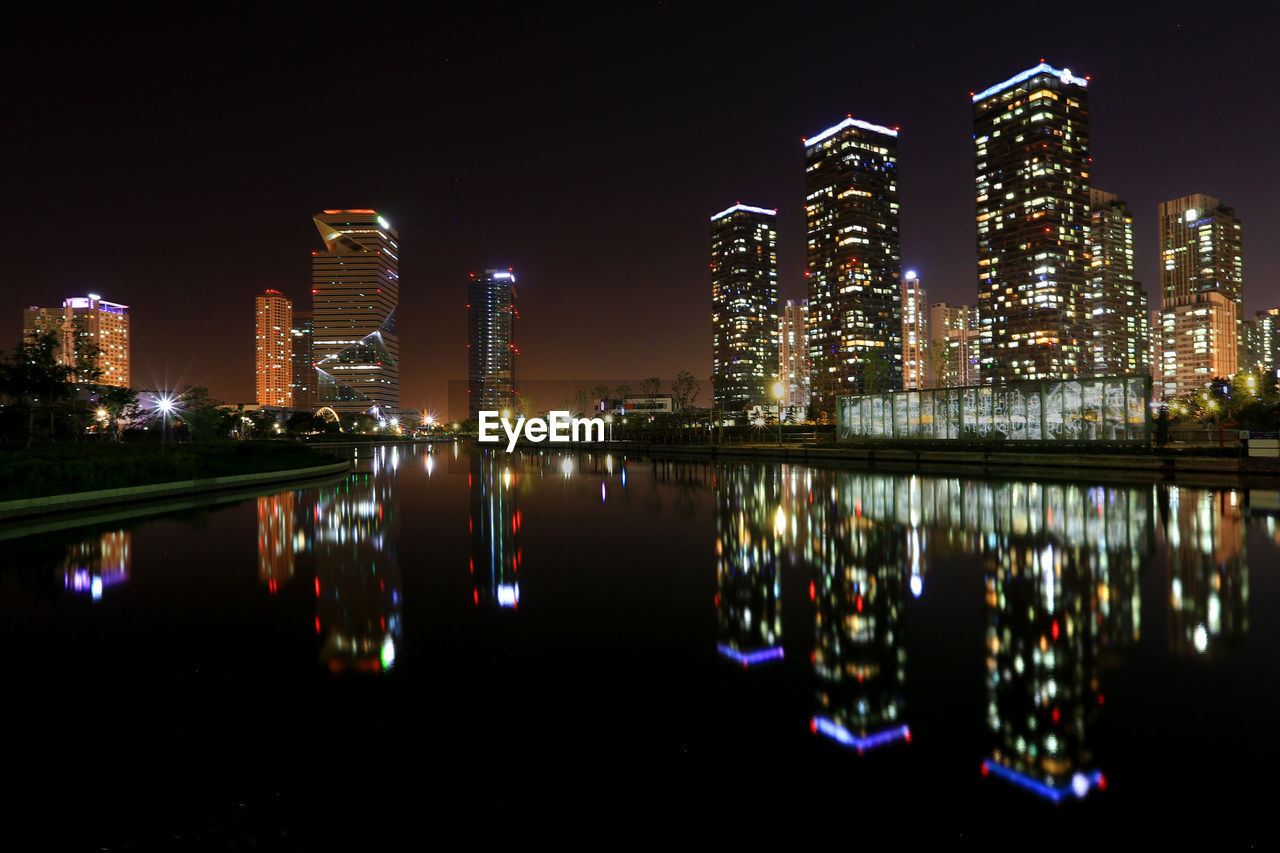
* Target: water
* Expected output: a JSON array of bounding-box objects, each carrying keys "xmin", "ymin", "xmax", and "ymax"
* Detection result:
[{"xmin": 3, "ymin": 443, "xmax": 1278, "ymax": 847}]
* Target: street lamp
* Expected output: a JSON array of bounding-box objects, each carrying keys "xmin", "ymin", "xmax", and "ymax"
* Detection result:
[
  {"xmin": 772, "ymin": 380, "xmax": 786, "ymax": 446},
  {"xmin": 157, "ymin": 394, "xmax": 175, "ymax": 448},
  {"xmin": 605, "ymin": 414, "xmax": 613, "ymax": 442}
]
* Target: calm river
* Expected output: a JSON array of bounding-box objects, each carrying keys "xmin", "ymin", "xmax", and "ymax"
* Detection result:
[{"xmin": 3, "ymin": 443, "xmax": 1277, "ymax": 848}]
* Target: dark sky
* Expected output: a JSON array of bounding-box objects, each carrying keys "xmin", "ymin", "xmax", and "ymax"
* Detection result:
[{"xmin": 6, "ymin": 3, "xmax": 1278, "ymax": 419}]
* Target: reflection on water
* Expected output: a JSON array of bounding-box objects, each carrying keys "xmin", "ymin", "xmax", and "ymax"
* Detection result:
[
  {"xmin": 714, "ymin": 465, "xmax": 783, "ymax": 666},
  {"xmin": 63, "ymin": 530, "xmax": 131, "ymax": 600},
  {"xmin": 20, "ymin": 444, "xmax": 1275, "ymax": 839},
  {"xmin": 314, "ymin": 446, "xmax": 402, "ymax": 673},
  {"xmin": 1163, "ymin": 489, "xmax": 1248, "ymax": 657},
  {"xmin": 470, "ymin": 451, "xmax": 520, "ymax": 609}
]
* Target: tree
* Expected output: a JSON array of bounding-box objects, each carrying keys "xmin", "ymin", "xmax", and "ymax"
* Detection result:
[
  {"xmin": 590, "ymin": 384, "xmax": 613, "ymax": 413},
  {"xmin": 98, "ymin": 385, "xmax": 139, "ymax": 442},
  {"xmin": 0, "ymin": 331, "xmax": 75, "ymax": 446},
  {"xmin": 670, "ymin": 370, "xmax": 699, "ymax": 417},
  {"xmin": 641, "ymin": 377, "xmax": 662, "ymax": 396},
  {"xmin": 928, "ymin": 337, "xmax": 956, "ymax": 388},
  {"xmin": 614, "ymin": 383, "xmax": 631, "ymax": 401},
  {"xmin": 861, "ymin": 356, "xmax": 892, "ymax": 395},
  {"xmin": 177, "ymin": 386, "xmax": 231, "ymax": 440}
]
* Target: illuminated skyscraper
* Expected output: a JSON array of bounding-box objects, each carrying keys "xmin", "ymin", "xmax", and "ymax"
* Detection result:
[
  {"xmin": 901, "ymin": 272, "xmax": 929, "ymax": 389},
  {"xmin": 974, "ymin": 63, "xmax": 1090, "ymax": 383},
  {"xmin": 255, "ymin": 290, "xmax": 292, "ymax": 407},
  {"xmin": 804, "ymin": 116, "xmax": 902, "ymax": 416},
  {"xmin": 1243, "ymin": 308, "xmax": 1280, "ymax": 377},
  {"xmin": 710, "ymin": 203, "xmax": 779, "ymax": 415},
  {"xmin": 290, "ymin": 311, "xmax": 317, "ymax": 410},
  {"xmin": 928, "ymin": 302, "xmax": 980, "ymax": 387},
  {"xmin": 311, "ymin": 210, "xmax": 399, "ymax": 413},
  {"xmin": 23, "ymin": 294, "xmax": 130, "ymax": 387},
  {"xmin": 779, "ymin": 299, "xmax": 810, "ymax": 420},
  {"xmin": 1156, "ymin": 195, "xmax": 1243, "ymax": 397},
  {"xmin": 1087, "ymin": 191, "xmax": 1149, "ymax": 376},
  {"xmin": 467, "ymin": 269, "xmax": 518, "ymax": 421}
]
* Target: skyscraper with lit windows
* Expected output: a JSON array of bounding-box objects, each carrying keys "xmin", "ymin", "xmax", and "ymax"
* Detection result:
[
  {"xmin": 468, "ymin": 269, "xmax": 518, "ymax": 421},
  {"xmin": 711, "ymin": 203, "xmax": 779, "ymax": 415},
  {"xmin": 804, "ymin": 116, "xmax": 902, "ymax": 416},
  {"xmin": 973, "ymin": 62, "xmax": 1090, "ymax": 383},
  {"xmin": 255, "ymin": 290, "xmax": 292, "ymax": 407},
  {"xmin": 901, "ymin": 272, "xmax": 928, "ymax": 389},
  {"xmin": 311, "ymin": 210, "xmax": 399, "ymax": 413},
  {"xmin": 1156, "ymin": 194, "xmax": 1243, "ymax": 398},
  {"xmin": 1087, "ymin": 191, "xmax": 1148, "ymax": 376},
  {"xmin": 290, "ymin": 310, "xmax": 317, "ymax": 410},
  {"xmin": 779, "ymin": 300, "xmax": 810, "ymax": 420}
]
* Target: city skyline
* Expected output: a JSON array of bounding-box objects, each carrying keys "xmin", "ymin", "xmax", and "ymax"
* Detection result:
[{"xmin": 6, "ymin": 6, "xmax": 1278, "ymax": 413}]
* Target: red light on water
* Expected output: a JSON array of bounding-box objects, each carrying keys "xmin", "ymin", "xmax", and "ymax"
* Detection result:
[
  {"xmin": 314, "ymin": 578, "xmax": 320, "ymax": 596},
  {"xmin": 1097, "ymin": 774, "xmax": 1107, "ymax": 791},
  {"xmin": 981, "ymin": 762, "xmax": 990, "ymax": 776},
  {"xmin": 856, "ymin": 595, "xmax": 863, "ymax": 613},
  {"xmin": 1052, "ymin": 707, "xmax": 1060, "ymax": 723},
  {"xmin": 314, "ymin": 616, "xmax": 321, "ymax": 634},
  {"xmin": 809, "ymin": 718, "xmax": 818, "ymax": 733},
  {"xmin": 809, "ymin": 581, "xmax": 816, "ymax": 601},
  {"xmin": 1098, "ymin": 693, "xmax": 1105, "ymax": 706},
  {"xmin": 1051, "ymin": 620, "xmax": 1060, "ymax": 640},
  {"xmin": 904, "ymin": 729, "xmax": 912, "ymax": 743},
  {"xmin": 473, "ymin": 589, "xmax": 479, "ymax": 606}
]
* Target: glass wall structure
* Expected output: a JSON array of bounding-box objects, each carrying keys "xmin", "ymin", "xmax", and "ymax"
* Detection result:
[{"xmin": 838, "ymin": 375, "xmax": 1150, "ymax": 443}]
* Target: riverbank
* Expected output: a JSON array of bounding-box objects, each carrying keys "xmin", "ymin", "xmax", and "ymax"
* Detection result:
[
  {"xmin": 0, "ymin": 442, "xmax": 351, "ymax": 519},
  {"xmin": 504, "ymin": 440, "xmax": 1280, "ymax": 487}
]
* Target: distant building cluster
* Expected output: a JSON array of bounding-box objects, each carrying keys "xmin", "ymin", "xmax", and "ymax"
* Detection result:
[{"xmin": 709, "ymin": 62, "xmax": 1271, "ymax": 420}]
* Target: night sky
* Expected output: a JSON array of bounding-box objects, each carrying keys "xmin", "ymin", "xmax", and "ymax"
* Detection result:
[{"xmin": 7, "ymin": 3, "xmax": 1278, "ymax": 418}]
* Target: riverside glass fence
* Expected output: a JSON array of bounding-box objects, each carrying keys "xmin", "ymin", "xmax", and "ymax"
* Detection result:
[{"xmin": 837, "ymin": 375, "xmax": 1151, "ymax": 443}]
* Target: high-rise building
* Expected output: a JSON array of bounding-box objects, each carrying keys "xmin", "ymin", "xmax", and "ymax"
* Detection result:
[
  {"xmin": 1243, "ymin": 308, "xmax": 1280, "ymax": 378},
  {"xmin": 1087, "ymin": 191, "xmax": 1149, "ymax": 376},
  {"xmin": 974, "ymin": 62, "xmax": 1090, "ymax": 384},
  {"xmin": 467, "ymin": 269, "xmax": 518, "ymax": 421},
  {"xmin": 290, "ymin": 311, "xmax": 317, "ymax": 410},
  {"xmin": 1156, "ymin": 195, "xmax": 1243, "ymax": 397},
  {"xmin": 928, "ymin": 302, "xmax": 981, "ymax": 388},
  {"xmin": 23, "ymin": 294, "xmax": 130, "ymax": 387},
  {"xmin": 710, "ymin": 203, "xmax": 779, "ymax": 415},
  {"xmin": 311, "ymin": 210, "xmax": 399, "ymax": 413},
  {"xmin": 779, "ymin": 299, "xmax": 810, "ymax": 420},
  {"xmin": 804, "ymin": 116, "xmax": 902, "ymax": 416},
  {"xmin": 901, "ymin": 271, "xmax": 929, "ymax": 390},
  {"xmin": 255, "ymin": 290, "xmax": 292, "ymax": 407}
]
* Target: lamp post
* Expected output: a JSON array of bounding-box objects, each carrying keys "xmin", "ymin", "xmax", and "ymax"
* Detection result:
[
  {"xmin": 773, "ymin": 381, "xmax": 786, "ymax": 446},
  {"xmin": 157, "ymin": 395, "xmax": 175, "ymax": 449},
  {"xmin": 605, "ymin": 414, "xmax": 613, "ymax": 442}
]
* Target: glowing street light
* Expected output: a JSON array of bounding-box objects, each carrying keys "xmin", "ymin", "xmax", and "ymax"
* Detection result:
[{"xmin": 605, "ymin": 413, "xmax": 613, "ymax": 441}]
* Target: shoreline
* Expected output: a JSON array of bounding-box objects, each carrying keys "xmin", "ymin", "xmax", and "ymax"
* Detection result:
[
  {"xmin": 0, "ymin": 459, "xmax": 353, "ymax": 522},
  {"xmin": 500, "ymin": 440, "xmax": 1280, "ymax": 488}
]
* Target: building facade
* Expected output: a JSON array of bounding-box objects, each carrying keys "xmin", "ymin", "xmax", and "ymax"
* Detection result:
[
  {"xmin": 255, "ymin": 290, "xmax": 292, "ymax": 407},
  {"xmin": 928, "ymin": 302, "xmax": 981, "ymax": 388},
  {"xmin": 710, "ymin": 203, "xmax": 779, "ymax": 415},
  {"xmin": 311, "ymin": 210, "xmax": 400, "ymax": 413},
  {"xmin": 467, "ymin": 269, "xmax": 519, "ymax": 421},
  {"xmin": 1087, "ymin": 191, "xmax": 1149, "ymax": 376},
  {"xmin": 1156, "ymin": 194, "xmax": 1243, "ymax": 398},
  {"xmin": 1242, "ymin": 308, "xmax": 1280, "ymax": 378},
  {"xmin": 804, "ymin": 116, "xmax": 902, "ymax": 416},
  {"xmin": 974, "ymin": 63, "xmax": 1090, "ymax": 383},
  {"xmin": 23, "ymin": 294, "xmax": 130, "ymax": 387},
  {"xmin": 779, "ymin": 299, "xmax": 810, "ymax": 420},
  {"xmin": 290, "ymin": 310, "xmax": 317, "ymax": 411},
  {"xmin": 901, "ymin": 272, "xmax": 929, "ymax": 390}
]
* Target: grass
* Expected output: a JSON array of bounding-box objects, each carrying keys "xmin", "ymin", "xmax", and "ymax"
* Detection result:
[{"xmin": 0, "ymin": 441, "xmax": 343, "ymax": 502}]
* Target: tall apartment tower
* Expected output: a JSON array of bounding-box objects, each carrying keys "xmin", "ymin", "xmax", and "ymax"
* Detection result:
[
  {"xmin": 467, "ymin": 269, "xmax": 519, "ymax": 421},
  {"xmin": 290, "ymin": 311, "xmax": 317, "ymax": 411},
  {"xmin": 928, "ymin": 302, "xmax": 981, "ymax": 387},
  {"xmin": 23, "ymin": 294, "xmax": 130, "ymax": 387},
  {"xmin": 779, "ymin": 299, "xmax": 810, "ymax": 420},
  {"xmin": 710, "ymin": 203, "xmax": 779, "ymax": 415},
  {"xmin": 1156, "ymin": 195, "xmax": 1243, "ymax": 398},
  {"xmin": 901, "ymin": 271, "xmax": 929, "ymax": 390},
  {"xmin": 1087, "ymin": 190, "xmax": 1149, "ymax": 375},
  {"xmin": 311, "ymin": 210, "xmax": 399, "ymax": 413},
  {"xmin": 804, "ymin": 116, "xmax": 902, "ymax": 416},
  {"xmin": 974, "ymin": 62, "xmax": 1090, "ymax": 383},
  {"xmin": 1243, "ymin": 308, "xmax": 1280, "ymax": 377},
  {"xmin": 255, "ymin": 290, "xmax": 292, "ymax": 407}
]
